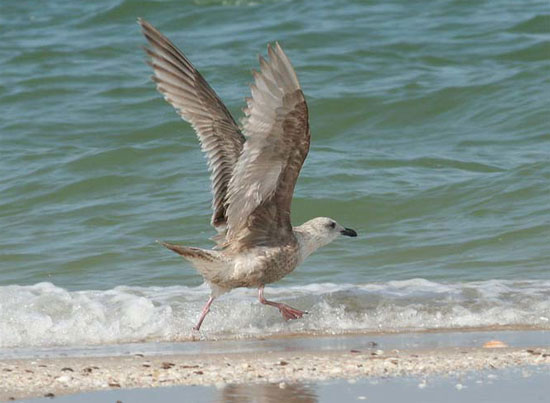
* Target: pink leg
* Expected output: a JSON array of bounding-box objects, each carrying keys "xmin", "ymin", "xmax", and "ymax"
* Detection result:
[
  {"xmin": 193, "ymin": 296, "xmax": 215, "ymax": 331},
  {"xmin": 258, "ymin": 286, "xmax": 307, "ymax": 321}
]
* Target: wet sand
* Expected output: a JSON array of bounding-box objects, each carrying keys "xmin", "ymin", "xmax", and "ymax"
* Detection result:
[
  {"xmin": 21, "ymin": 367, "xmax": 550, "ymax": 403},
  {"xmin": 1, "ymin": 330, "xmax": 549, "ymax": 401}
]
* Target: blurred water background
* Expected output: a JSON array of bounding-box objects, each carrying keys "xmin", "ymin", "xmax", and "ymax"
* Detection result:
[{"xmin": 0, "ymin": 0, "xmax": 549, "ymax": 347}]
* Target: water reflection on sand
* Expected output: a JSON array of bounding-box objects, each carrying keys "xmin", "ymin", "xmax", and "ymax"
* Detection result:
[{"xmin": 218, "ymin": 382, "xmax": 317, "ymax": 403}]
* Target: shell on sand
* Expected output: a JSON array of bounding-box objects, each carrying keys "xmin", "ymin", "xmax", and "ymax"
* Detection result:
[{"xmin": 482, "ymin": 340, "xmax": 508, "ymax": 348}]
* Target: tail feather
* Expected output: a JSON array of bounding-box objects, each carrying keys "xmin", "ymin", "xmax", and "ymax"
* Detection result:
[
  {"xmin": 159, "ymin": 241, "xmax": 218, "ymax": 262},
  {"xmin": 158, "ymin": 241, "xmax": 227, "ymax": 282}
]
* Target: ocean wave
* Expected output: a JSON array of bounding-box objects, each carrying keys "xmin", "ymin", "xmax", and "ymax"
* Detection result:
[
  {"xmin": 2, "ymin": 0, "xmax": 549, "ymax": 350},
  {"xmin": 508, "ymin": 14, "xmax": 550, "ymax": 34},
  {"xmin": 495, "ymin": 40, "xmax": 550, "ymax": 62},
  {"xmin": 1, "ymin": 279, "xmax": 549, "ymax": 348}
]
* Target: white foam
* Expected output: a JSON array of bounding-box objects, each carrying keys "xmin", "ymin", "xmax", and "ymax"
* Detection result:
[{"xmin": 0, "ymin": 279, "xmax": 549, "ymax": 348}]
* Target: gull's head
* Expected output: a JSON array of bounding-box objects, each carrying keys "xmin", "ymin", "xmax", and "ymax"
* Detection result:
[{"xmin": 295, "ymin": 217, "xmax": 357, "ymax": 261}]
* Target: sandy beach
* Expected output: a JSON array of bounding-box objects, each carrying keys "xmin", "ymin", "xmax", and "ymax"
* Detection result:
[{"xmin": 1, "ymin": 331, "xmax": 549, "ymax": 401}]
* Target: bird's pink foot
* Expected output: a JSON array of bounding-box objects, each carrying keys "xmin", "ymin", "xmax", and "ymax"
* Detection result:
[
  {"xmin": 258, "ymin": 286, "xmax": 307, "ymax": 321},
  {"xmin": 276, "ymin": 303, "xmax": 308, "ymax": 321}
]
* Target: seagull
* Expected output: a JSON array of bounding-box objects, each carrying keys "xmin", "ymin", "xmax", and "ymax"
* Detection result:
[{"xmin": 139, "ymin": 19, "xmax": 357, "ymax": 331}]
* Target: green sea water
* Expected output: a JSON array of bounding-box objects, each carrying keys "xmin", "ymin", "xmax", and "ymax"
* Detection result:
[
  {"xmin": 1, "ymin": 0, "xmax": 550, "ymax": 348},
  {"xmin": 1, "ymin": 0, "xmax": 549, "ymax": 291}
]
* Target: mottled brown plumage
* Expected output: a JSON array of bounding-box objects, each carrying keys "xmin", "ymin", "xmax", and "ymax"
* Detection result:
[
  {"xmin": 139, "ymin": 19, "xmax": 357, "ymax": 331},
  {"xmin": 140, "ymin": 19, "xmax": 244, "ymax": 230}
]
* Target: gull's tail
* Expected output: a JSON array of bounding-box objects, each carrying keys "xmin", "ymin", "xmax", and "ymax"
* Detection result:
[
  {"xmin": 158, "ymin": 241, "xmax": 227, "ymax": 281},
  {"xmin": 159, "ymin": 241, "xmax": 216, "ymax": 261}
]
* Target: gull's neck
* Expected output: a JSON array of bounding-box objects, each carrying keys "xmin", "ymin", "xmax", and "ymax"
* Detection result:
[{"xmin": 293, "ymin": 226, "xmax": 327, "ymax": 264}]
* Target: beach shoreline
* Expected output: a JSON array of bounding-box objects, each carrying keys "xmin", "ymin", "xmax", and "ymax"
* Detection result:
[{"xmin": 1, "ymin": 331, "xmax": 548, "ymax": 401}]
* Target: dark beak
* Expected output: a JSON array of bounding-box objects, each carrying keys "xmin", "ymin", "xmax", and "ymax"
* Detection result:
[{"xmin": 341, "ymin": 228, "xmax": 357, "ymax": 237}]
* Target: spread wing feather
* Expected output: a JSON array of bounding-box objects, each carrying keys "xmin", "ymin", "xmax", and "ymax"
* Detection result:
[
  {"xmin": 225, "ymin": 43, "xmax": 310, "ymax": 250},
  {"xmin": 139, "ymin": 19, "xmax": 245, "ymax": 230}
]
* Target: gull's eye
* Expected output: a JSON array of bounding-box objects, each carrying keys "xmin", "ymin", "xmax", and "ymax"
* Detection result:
[{"xmin": 329, "ymin": 222, "xmax": 336, "ymax": 229}]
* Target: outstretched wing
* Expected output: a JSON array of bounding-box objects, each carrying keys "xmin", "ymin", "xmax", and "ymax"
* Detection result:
[
  {"xmin": 225, "ymin": 43, "xmax": 310, "ymax": 250},
  {"xmin": 139, "ymin": 19, "xmax": 245, "ymax": 230}
]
